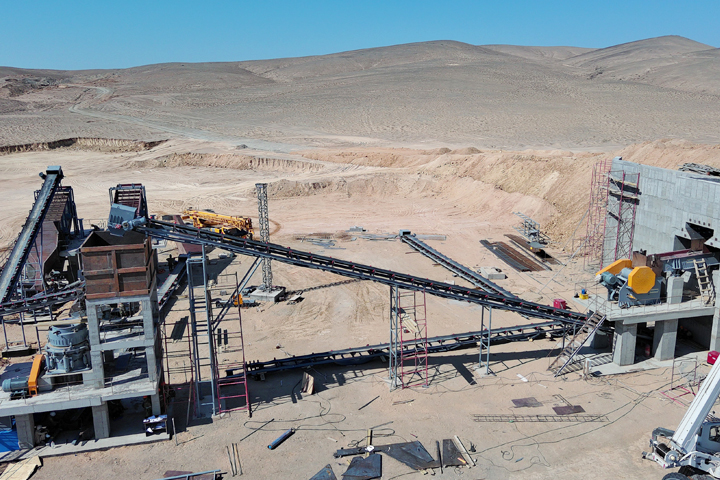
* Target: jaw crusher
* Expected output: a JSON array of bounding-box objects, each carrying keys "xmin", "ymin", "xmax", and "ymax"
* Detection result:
[{"xmin": 596, "ymin": 259, "xmax": 664, "ymax": 308}]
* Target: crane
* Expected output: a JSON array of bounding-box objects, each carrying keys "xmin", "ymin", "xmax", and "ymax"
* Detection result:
[
  {"xmin": 644, "ymin": 357, "xmax": 720, "ymax": 479},
  {"xmin": 182, "ymin": 209, "xmax": 253, "ymax": 238}
]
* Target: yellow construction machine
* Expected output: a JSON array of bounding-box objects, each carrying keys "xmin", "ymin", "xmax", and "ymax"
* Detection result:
[{"xmin": 182, "ymin": 209, "xmax": 253, "ymax": 238}]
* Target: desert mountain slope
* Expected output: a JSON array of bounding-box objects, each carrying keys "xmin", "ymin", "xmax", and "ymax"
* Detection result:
[
  {"xmin": 563, "ymin": 35, "xmax": 712, "ymax": 68},
  {"xmin": 0, "ymin": 36, "xmax": 719, "ymax": 148},
  {"xmin": 482, "ymin": 45, "xmax": 595, "ymax": 61}
]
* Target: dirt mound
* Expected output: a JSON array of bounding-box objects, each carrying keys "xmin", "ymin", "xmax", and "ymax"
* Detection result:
[
  {"xmin": 129, "ymin": 152, "xmax": 326, "ymax": 172},
  {"xmin": 0, "ymin": 137, "xmax": 165, "ymax": 154},
  {"xmin": 451, "ymin": 147, "xmax": 481, "ymax": 155}
]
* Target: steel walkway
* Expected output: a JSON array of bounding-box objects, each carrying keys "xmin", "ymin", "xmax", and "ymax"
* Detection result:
[
  {"xmin": 130, "ymin": 219, "xmax": 591, "ymax": 325},
  {"xmin": 399, "ymin": 232, "xmax": 516, "ymax": 297},
  {"xmin": 0, "ymin": 167, "xmax": 65, "ymax": 303}
]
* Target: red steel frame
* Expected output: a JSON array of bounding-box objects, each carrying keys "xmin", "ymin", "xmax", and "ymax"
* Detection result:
[{"xmin": 399, "ymin": 289, "xmax": 429, "ymax": 389}]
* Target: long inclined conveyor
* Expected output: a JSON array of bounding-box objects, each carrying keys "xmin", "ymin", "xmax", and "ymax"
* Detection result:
[
  {"xmin": 0, "ymin": 167, "xmax": 65, "ymax": 304},
  {"xmin": 244, "ymin": 321, "xmax": 566, "ymax": 375},
  {"xmin": 399, "ymin": 231, "xmax": 516, "ymax": 297},
  {"xmin": 131, "ymin": 219, "xmax": 592, "ymax": 325}
]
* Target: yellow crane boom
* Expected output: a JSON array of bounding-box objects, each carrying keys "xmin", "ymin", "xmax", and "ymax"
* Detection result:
[{"xmin": 182, "ymin": 209, "xmax": 254, "ymax": 238}]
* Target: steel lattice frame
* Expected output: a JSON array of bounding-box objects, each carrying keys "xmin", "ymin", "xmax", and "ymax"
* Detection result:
[{"xmin": 255, "ymin": 183, "xmax": 273, "ymax": 290}]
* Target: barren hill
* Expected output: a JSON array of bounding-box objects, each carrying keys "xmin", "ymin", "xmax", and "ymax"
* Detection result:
[{"xmin": 1, "ymin": 36, "xmax": 719, "ymax": 148}]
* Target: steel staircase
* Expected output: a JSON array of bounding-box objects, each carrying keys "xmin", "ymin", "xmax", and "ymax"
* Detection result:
[
  {"xmin": 186, "ymin": 254, "xmax": 218, "ymax": 415},
  {"xmin": 548, "ymin": 311, "xmax": 606, "ymax": 377}
]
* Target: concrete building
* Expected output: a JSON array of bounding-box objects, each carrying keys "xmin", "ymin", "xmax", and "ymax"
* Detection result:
[{"xmin": 600, "ymin": 158, "xmax": 720, "ymax": 365}]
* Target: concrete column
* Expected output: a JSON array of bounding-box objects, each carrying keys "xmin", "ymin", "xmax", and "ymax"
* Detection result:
[
  {"xmin": 653, "ymin": 319, "xmax": 678, "ymax": 361},
  {"xmin": 84, "ymin": 350, "xmax": 105, "ymax": 388},
  {"xmin": 613, "ymin": 322, "xmax": 637, "ymax": 366},
  {"xmin": 85, "ymin": 302, "xmax": 102, "ymax": 347},
  {"xmin": 711, "ymin": 271, "xmax": 720, "ymax": 352},
  {"xmin": 145, "ymin": 346, "xmax": 158, "ymax": 382},
  {"xmin": 142, "ymin": 297, "xmax": 156, "ymax": 339},
  {"xmin": 150, "ymin": 393, "xmax": 162, "ymax": 416},
  {"xmin": 667, "ymin": 275, "xmax": 684, "ymax": 305},
  {"xmin": 651, "ymin": 276, "xmax": 682, "ymax": 361},
  {"xmin": 92, "ymin": 403, "xmax": 111, "ymax": 439},
  {"xmin": 15, "ymin": 414, "xmax": 35, "ymax": 449}
]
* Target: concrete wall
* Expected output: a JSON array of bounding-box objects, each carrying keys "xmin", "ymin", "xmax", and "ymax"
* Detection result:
[{"xmin": 604, "ymin": 159, "xmax": 720, "ymax": 264}]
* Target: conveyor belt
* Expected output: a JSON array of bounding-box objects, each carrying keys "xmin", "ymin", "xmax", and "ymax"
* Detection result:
[
  {"xmin": 157, "ymin": 257, "xmax": 188, "ymax": 312},
  {"xmin": 400, "ymin": 232, "xmax": 516, "ymax": 297},
  {"xmin": 131, "ymin": 219, "xmax": 590, "ymax": 325},
  {"xmin": 0, "ymin": 167, "xmax": 64, "ymax": 303},
  {"xmin": 241, "ymin": 321, "xmax": 565, "ymax": 375},
  {"xmin": 0, "ymin": 285, "xmax": 83, "ymax": 317}
]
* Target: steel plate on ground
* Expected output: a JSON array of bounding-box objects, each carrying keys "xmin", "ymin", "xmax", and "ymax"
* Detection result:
[
  {"xmin": 441, "ymin": 439, "xmax": 466, "ymax": 467},
  {"xmin": 511, "ymin": 397, "xmax": 542, "ymax": 408},
  {"xmin": 553, "ymin": 405, "xmax": 585, "ymax": 415},
  {"xmin": 343, "ymin": 454, "xmax": 382, "ymax": 479},
  {"xmin": 310, "ymin": 464, "xmax": 338, "ymax": 480},
  {"xmin": 379, "ymin": 441, "xmax": 439, "ymax": 470}
]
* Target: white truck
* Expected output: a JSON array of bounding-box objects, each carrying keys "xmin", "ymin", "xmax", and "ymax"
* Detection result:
[{"xmin": 644, "ymin": 357, "xmax": 720, "ymax": 479}]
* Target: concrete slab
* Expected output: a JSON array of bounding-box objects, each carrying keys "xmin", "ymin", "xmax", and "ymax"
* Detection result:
[
  {"xmin": 578, "ymin": 294, "xmax": 714, "ymax": 324},
  {"xmin": 246, "ymin": 287, "xmax": 285, "ymax": 303},
  {"xmin": 592, "ymin": 350, "xmax": 707, "ymax": 376},
  {"xmin": 0, "ymin": 367, "xmax": 159, "ymax": 416},
  {"xmin": 22, "ymin": 431, "xmax": 170, "ymax": 459}
]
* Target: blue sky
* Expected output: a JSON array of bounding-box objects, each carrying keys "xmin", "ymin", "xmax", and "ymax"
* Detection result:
[{"xmin": 2, "ymin": 0, "xmax": 718, "ymax": 70}]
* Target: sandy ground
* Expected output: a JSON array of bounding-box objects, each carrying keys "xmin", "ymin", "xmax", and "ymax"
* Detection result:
[
  {"xmin": 0, "ymin": 141, "xmax": 715, "ymax": 480},
  {"xmin": 0, "ymin": 34, "xmax": 719, "ymax": 480}
]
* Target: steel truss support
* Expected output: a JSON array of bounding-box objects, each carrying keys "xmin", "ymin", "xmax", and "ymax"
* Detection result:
[
  {"xmin": 255, "ymin": 183, "xmax": 273, "ymax": 290},
  {"xmin": 479, "ymin": 306, "xmax": 492, "ymax": 374}
]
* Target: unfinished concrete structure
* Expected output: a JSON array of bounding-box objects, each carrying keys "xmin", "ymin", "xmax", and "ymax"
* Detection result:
[
  {"xmin": 0, "ymin": 230, "xmax": 163, "ymax": 449},
  {"xmin": 598, "ymin": 158, "xmax": 720, "ymax": 365}
]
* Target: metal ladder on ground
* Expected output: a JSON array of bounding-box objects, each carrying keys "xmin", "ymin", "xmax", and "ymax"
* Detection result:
[
  {"xmin": 693, "ymin": 258, "xmax": 715, "ymax": 305},
  {"xmin": 548, "ymin": 311, "xmax": 606, "ymax": 377}
]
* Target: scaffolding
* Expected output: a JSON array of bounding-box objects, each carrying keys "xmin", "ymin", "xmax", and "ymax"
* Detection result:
[
  {"xmin": 584, "ymin": 159, "xmax": 612, "ymax": 270},
  {"xmin": 602, "ymin": 170, "xmax": 640, "ymax": 266},
  {"xmin": 389, "ymin": 287, "xmax": 428, "ymax": 389},
  {"xmin": 255, "ymin": 183, "xmax": 273, "ymax": 290}
]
